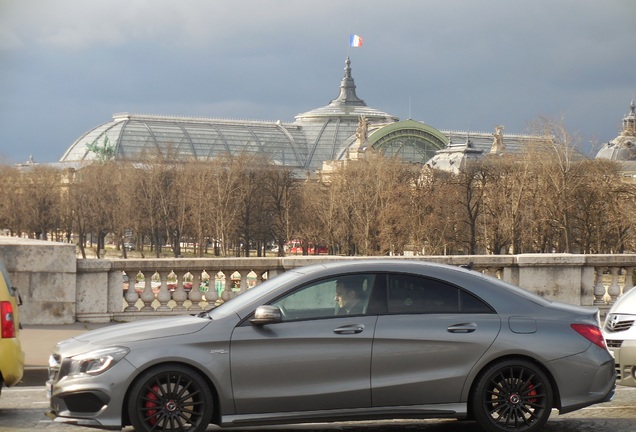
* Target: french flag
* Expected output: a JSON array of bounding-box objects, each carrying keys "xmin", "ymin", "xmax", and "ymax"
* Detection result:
[{"xmin": 350, "ymin": 34, "xmax": 363, "ymax": 47}]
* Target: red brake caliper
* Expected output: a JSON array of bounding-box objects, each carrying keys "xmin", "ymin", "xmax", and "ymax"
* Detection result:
[
  {"xmin": 145, "ymin": 385, "xmax": 160, "ymax": 425},
  {"xmin": 527, "ymin": 383, "xmax": 537, "ymax": 404}
]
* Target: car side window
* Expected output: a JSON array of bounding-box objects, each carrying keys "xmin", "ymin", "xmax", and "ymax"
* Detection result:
[
  {"xmin": 271, "ymin": 274, "xmax": 375, "ymax": 321},
  {"xmin": 387, "ymin": 274, "xmax": 492, "ymax": 314}
]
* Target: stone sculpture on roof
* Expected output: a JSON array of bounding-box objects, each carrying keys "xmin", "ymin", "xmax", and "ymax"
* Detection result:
[
  {"xmin": 356, "ymin": 115, "xmax": 369, "ymax": 148},
  {"xmin": 490, "ymin": 125, "xmax": 505, "ymax": 154}
]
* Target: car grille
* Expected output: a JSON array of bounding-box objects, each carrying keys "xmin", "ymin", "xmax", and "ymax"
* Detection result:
[
  {"xmin": 604, "ymin": 317, "xmax": 635, "ymax": 333},
  {"xmin": 606, "ymin": 339, "xmax": 623, "ymax": 348}
]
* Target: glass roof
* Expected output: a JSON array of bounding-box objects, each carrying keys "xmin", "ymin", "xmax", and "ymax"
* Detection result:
[
  {"xmin": 59, "ymin": 57, "xmax": 402, "ymax": 172},
  {"xmin": 61, "ymin": 114, "xmax": 310, "ymax": 167},
  {"xmin": 58, "ymin": 57, "xmax": 541, "ymax": 173}
]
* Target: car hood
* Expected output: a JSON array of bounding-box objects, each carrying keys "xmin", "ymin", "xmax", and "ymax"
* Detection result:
[
  {"xmin": 56, "ymin": 315, "xmax": 212, "ymax": 356},
  {"xmin": 607, "ymin": 288, "xmax": 636, "ymax": 316}
]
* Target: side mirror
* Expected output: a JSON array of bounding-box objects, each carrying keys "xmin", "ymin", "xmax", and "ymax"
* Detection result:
[{"xmin": 251, "ymin": 305, "xmax": 282, "ymax": 326}]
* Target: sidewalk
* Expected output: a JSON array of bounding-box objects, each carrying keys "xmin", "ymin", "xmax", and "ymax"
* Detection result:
[{"xmin": 18, "ymin": 322, "xmax": 117, "ymax": 386}]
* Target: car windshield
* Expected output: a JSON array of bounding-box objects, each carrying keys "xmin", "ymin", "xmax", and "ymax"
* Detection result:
[{"xmin": 206, "ymin": 270, "xmax": 301, "ymax": 319}]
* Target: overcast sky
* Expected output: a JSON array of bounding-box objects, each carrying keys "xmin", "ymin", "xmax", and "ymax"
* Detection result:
[{"xmin": 1, "ymin": 0, "xmax": 634, "ymax": 164}]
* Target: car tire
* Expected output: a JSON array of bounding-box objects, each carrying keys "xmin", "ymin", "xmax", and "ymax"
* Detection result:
[
  {"xmin": 127, "ymin": 364, "xmax": 214, "ymax": 432},
  {"xmin": 471, "ymin": 358, "xmax": 553, "ymax": 432}
]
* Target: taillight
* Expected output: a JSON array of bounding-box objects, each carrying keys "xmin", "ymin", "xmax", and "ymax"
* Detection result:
[
  {"xmin": 1, "ymin": 301, "xmax": 16, "ymax": 339},
  {"xmin": 571, "ymin": 323, "xmax": 606, "ymax": 349}
]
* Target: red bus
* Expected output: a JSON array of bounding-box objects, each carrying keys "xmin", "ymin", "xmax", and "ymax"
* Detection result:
[{"xmin": 284, "ymin": 240, "xmax": 328, "ymax": 255}]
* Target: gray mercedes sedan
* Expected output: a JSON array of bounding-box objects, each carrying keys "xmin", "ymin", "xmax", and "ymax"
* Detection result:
[{"xmin": 46, "ymin": 260, "xmax": 615, "ymax": 432}]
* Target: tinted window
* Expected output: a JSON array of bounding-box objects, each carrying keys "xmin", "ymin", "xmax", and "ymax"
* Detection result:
[{"xmin": 387, "ymin": 274, "xmax": 492, "ymax": 314}]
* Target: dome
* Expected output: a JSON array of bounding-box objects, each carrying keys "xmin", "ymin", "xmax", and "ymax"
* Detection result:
[
  {"xmin": 596, "ymin": 100, "xmax": 636, "ymax": 161},
  {"xmin": 295, "ymin": 57, "xmax": 398, "ymax": 123}
]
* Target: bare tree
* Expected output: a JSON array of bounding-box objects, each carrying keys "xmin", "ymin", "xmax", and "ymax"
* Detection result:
[
  {"xmin": 450, "ymin": 160, "xmax": 490, "ymax": 254},
  {"xmin": 296, "ymin": 179, "xmax": 338, "ymax": 255},
  {"xmin": 262, "ymin": 166, "xmax": 298, "ymax": 257},
  {"xmin": 20, "ymin": 166, "xmax": 64, "ymax": 240},
  {"xmin": 411, "ymin": 167, "xmax": 457, "ymax": 255},
  {"xmin": 131, "ymin": 161, "xmax": 174, "ymax": 257},
  {"xmin": 181, "ymin": 161, "xmax": 217, "ymax": 257},
  {"xmin": 0, "ymin": 165, "xmax": 24, "ymax": 236},
  {"xmin": 480, "ymin": 154, "xmax": 533, "ymax": 254},
  {"xmin": 207, "ymin": 155, "xmax": 247, "ymax": 256},
  {"xmin": 68, "ymin": 163, "xmax": 122, "ymax": 258},
  {"xmin": 526, "ymin": 117, "xmax": 585, "ymax": 253}
]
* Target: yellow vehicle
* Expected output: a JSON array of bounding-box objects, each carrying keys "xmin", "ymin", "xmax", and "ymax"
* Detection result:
[{"xmin": 0, "ymin": 260, "xmax": 23, "ymax": 394}]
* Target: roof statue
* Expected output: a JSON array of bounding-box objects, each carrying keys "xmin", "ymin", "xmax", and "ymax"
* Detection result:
[
  {"xmin": 356, "ymin": 115, "xmax": 369, "ymax": 149},
  {"xmin": 620, "ymin": 99, "xmax": 636, "ymax": 139},
  {"xmin": 86, "ymin": 135, "xmax": 116, "ymax": 163},
  {"xmin": 490, "ymin": 125, "xmax": 505, "ymax": 154}
]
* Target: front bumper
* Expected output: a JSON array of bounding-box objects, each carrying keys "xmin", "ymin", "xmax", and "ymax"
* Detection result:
[
  {"xmin": 46, "ymin": 356, "xmax": 137, "ymax": 429},
  {"xmin": 606, "ymin": 338, "xmax": 636, "ymax": 387}
]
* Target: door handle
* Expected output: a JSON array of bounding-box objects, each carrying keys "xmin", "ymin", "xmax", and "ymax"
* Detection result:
[
  {"xmin": 334, "ymin": 324, "xmax": 365, "ymax": 334},
  {"xmin": 447, "ymin": 322, "xmax": 477, "ymax": 333}
]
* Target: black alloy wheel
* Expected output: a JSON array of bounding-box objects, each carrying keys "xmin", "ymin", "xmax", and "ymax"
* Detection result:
[
  {"xmin": 128, "ymin": 364, "xmax": 214, "ymax": 432},
  {"xmin": 471, "ymin": 359, "xmax": 553, "ymax": 432}
]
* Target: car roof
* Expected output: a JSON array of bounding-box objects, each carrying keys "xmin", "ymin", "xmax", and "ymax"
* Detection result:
[{"xmin": 285, "ymin": 258, "xmax": 551, "ymax": 307}]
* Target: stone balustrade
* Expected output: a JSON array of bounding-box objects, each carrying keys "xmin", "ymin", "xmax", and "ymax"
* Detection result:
[{"xmin": 1, "ymin": 237, "xmax": 634, "ymax": 325}]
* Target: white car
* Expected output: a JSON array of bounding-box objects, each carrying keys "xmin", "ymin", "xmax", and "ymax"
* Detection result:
[{"xmin": 603, "ymin": 287, "xmax": 636, "ymax": 387}]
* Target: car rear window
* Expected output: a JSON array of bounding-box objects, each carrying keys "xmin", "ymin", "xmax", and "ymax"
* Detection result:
[{"xmin": 386, "ymin": 273, "xmax": 494, "ymax": 314}]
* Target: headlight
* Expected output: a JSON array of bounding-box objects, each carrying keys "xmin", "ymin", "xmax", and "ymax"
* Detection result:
[{"xmin": 68, "ymin": 347, "xmax": 130, "ymax": 377}]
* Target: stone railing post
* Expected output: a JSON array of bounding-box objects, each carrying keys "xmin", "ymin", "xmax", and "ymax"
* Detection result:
[
  {"xmin": 140, "ymin": 273, "xmax": 155, "ymax": 311},
  {"xmin": 171, "ymin": 271, "xmax": 188, "ymax": 312},
  {"xmin": 580, "ymin": 265, "xmax": 595, "ymax": 307},
  {"xmin": 624, "ymin": 267, "xmax": 634, "ymax": 295},
  {"xmin": 237, "ymin": 270, "xmax": 249, "ymax": 294},
  {"xmin": 593, "ymin": 267, "xmax": 607, "ymax": 305},
  {"xmin": 155, "ymin": 270, "xmax": 172, "ymax": 312},
  {"xmin": 607, "ymin": 266, "xmax": 622, "ymax": 304},
  {"xmin": 188, "ymin": 272, "xmax": 204, "ymax": 312},
  {"xmin": 221, "ymin": 272, "xmax": 233, "ymax": 302},
  {"xmin": 76, "ymin": 259, "xmax": 112, "ymax": 323},
  {"xmin": 202, "ymin": 271, "xmax": 218, "ymax": 306},
  {"xmin": 124, "ymin": 275, "xmax": 140, "ymax": 312}
]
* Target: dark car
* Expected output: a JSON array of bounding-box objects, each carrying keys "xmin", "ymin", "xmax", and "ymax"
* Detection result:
[{"xmin": 47, "ymin": 260, "xmax": 615, "ymax": 432}]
